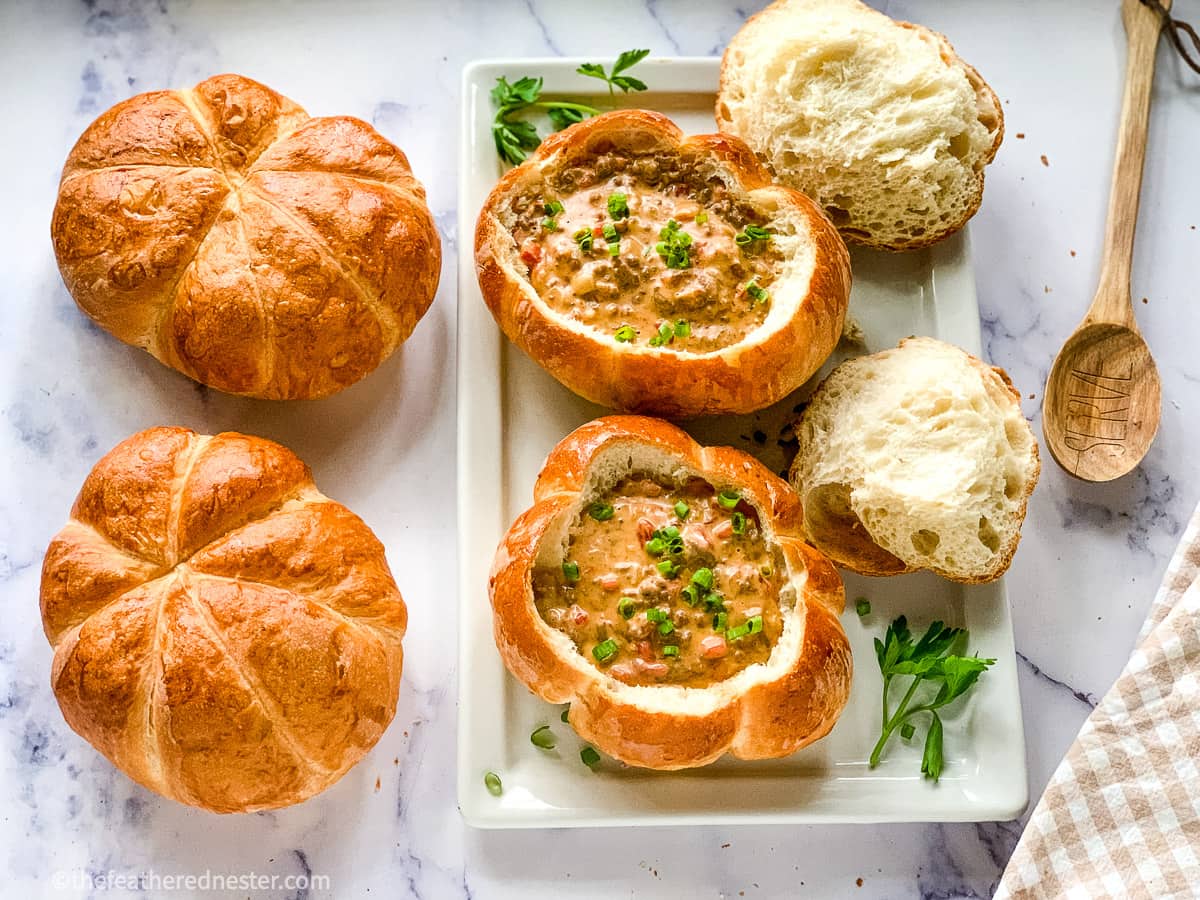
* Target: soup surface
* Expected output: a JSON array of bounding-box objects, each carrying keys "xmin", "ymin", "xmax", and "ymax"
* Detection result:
[
  {"xmin": 532, "ymin": 474, "xmax": 785, "ymax": 687},
  {"xmin": 509, "ymin": 153, "xmax": 782, "ymax": 353}
]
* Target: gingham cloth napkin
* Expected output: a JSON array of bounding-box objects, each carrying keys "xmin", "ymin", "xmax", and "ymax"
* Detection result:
[{"xmin": 997, "ymin": 503, "xmax": 1200, "ymax": 899}]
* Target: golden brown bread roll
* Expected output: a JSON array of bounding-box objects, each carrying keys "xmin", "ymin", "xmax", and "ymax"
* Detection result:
[
  {"xmin": 51, "ymin": 73, "xmax": 441, "ymax": 399},
  {"xmin": 490, "ymin": 416, "xmax": 852, "ymax": 769},
  {"xmin": 40, "ymin": 427, "xmax": 406, "ymax": 813}
]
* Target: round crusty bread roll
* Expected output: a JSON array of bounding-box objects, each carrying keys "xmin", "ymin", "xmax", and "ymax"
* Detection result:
[
  {"xmin": 39, "ymin": 427, "xmax": 406, "ymax": 813},
  {"xmin": 790, "ymin": 337, "xmax": 1040, "ymax": 583},
  {"xmin": 717, "ymin": 0, "xmax": 1003, "ymax": 251},
  {"xmin": 51, "ymin": 73, "xmax": 441, "ymax": 399},
  {"xmin": 476, "ymin": 110, "xmax": 851, "ymax": 417},
  {"xmin": 490, "ymin": 416, "xmax": 852, "ymax": 769}
]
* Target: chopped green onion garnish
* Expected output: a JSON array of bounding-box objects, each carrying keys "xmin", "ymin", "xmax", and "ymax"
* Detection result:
[
  {"xmin": 727, "ymin": 622, "xmax": 751, "ymax": 641},
  {"xmin": 696, "ymin": 211, "xmax": 708, "ymax": 225},
  {"xmin": 543, "ymin": 199, "xmax": 565, "ymax": 217},
  {"xmin": 530, "ymin": 725, "xmax": 557, "ymax": 750},
  {"xmin": 717, "ymin": 490, "xmax": 740, "ymax": 509},
  {"xmin": 674, "ymin": 500, "xmax": 690, "ymax": 519},
  {"xmin": 760, "ymin": 565, "xmax": 773, "ymax": 577},
  {"xmin": 581, "ymin": 746, "xmax": 602, "ymax": 769},
  {"xmin": 542, "ymin": 217, "xmax": 558, "ymax": 231},
  {"xmin": 656, "ymin": 219, "xmax": 692, "ymax": 269},
  {"xmin": 744, "ymin": 279, "xmax": 769, "ymax": 306},
  {"xmin": 614, "ymin": 325, "xmax": 635, "ymax": 343},
  {"xmin": 645, "ymin": 537, "xmax": 666, "ymax": 556},
  {"xmin": 658, "ymin": 620, "xmax": 675, "ymax": 636},
  {"xmin": 646, "ymin": 608, "xmax": 667, "ymax": 624},
  {"xmin": 855, "ymin": 598, "xmax": 871, "ymax": 617},
  {"xmin": 712, "ymin": 611, "xmax": 729, "ymax": 631},
  {"xmin": 703, "ymin": 593, "xmax": 726, "ymax": 614},
  {"xmin": 662, "ymin": 645, "xmax": 680, "ymax": 657},
  {"xmin": 900, "ymin": 722, "xmax": 916, "ymax": 741},
  {"xmin": 746, "ymin": 614, "xmax": 764, "ymax": 635},
  {"xmin": 735, "ymin": 224, "xmax": 771, "ymax": 245},
  {"xmin": 561, "ymin": 706, "xmax": 571, "ymax": 723},
  {"xmin": 607, "ymin": 192, "xmax": 629, "ymax": 220},
  {"xmin": 484, "ymin": 771, "xmax": 503, "ymax": 796},
  {"xmin": 649, "ymin": 321, "xmax": 675, "ymax": 348},
  {"xmin": 691, "ymin": 568, "xmax": 714, "ymax": 591},
  {"xmin": 674, "ymin": 320, "xmax": 691, "ymax": 338},
  {"xmin": 656, "ymin": 559, "xmax": 680, "ymax": 578},
  {"xmin": 573, "ymin": 227, "xmax": 594, "ymax": 252},
  {"xmin": 602, "ymin": 223, "xmax": 619, "ymax": 243},
  {"xmin": 592, "ymin": 639, "xmax": 619, "ymax": 663},
  {"xmin": 618, "ymin": 597, "xmax": 636, "ymax": 619},
  {"xmin": 731, "ymin": 511, "xmax": 747, "ymax": 535},
  {"xmin": 588, "ymin": 502, "xmax": 614, "ymax": 521},
  {"xmin": 682, "ymin": 584, "xmax": 701, "ymax": 606},
  {"xmin": 608, "ymin": 242, "xmax": 620, "ymax": 257},
  {"xmin": 562, "ymin": 560, "xmax": 580, "ymax": 582}
]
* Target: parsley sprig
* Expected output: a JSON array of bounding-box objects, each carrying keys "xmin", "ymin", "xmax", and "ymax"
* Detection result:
[
  {"xmin": 490, "ymin": 50, "xmax": 651, "ymax": 165},
  {"xmin": 577, "ymin": 49, "xmax": 651, "ymax": 97},
  {"xmin": 868, "ymin": 616, "xmax": 995, "ymax": 781}
]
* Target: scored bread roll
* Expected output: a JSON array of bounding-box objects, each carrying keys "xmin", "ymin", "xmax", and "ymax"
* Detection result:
[
  {"xmin": 476, "ymin": 110, "xmax": 850, "ymax": 417},
  {"xmin": 51, "ymin": 73, "xmax": 441, "ymax": 399},
  {"xmin": 491, "ymin": 416, "xmax": 852, "ymax": 768},
  {"xmin": 40, "ymin": 427, "xmax": 406, "ymax": 813},
  {"xmin": 717, "ymin": 0, "xmax": 1003, "ymax": 251},
  {"xmin": 789, "ymin": 338, "xmax": 1040, "ymax": 583}
]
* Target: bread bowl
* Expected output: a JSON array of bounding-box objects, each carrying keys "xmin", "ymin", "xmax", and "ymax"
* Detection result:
[
  {"xmin": 490, "ymin": 415, "xmax": 852, "ymax": 769},
  {"xmin": 475, "ymin": 110, "xmax": 851, "ymax": 416},
  {"xmin": 39, "ymin": 427, "xmax": 406, "ymax": 813},
  {"xmin": 789, "ymin": 337, "xmax": 1040, "ymax": 583},
  {"xmin": 717, "ymin": 0, "xmax": 1003, "ymax": 251},
  {"xmin": 51, "ymin": 73, "xmax": 441, "ymax": 399}
]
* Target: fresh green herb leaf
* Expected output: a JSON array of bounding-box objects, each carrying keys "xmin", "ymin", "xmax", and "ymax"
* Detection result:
[
  {"xmin": 608, "ymin": 192, "xmax": 629, "ymax": 220},
  {"xmin": 580, "ymin": 746, "xmax": 602, "ymax": 769},
  {"xmin": 490, "ymin": 75, "xmax": 601, "ymax": 165},
  {"xmin": 614, "ymin": 325, "xmax": 636, "ymax": 343},
  {"xmin": 530, "ymin": 725, "xmax": 557, "ymax": 750},
  {"xmin": 855, "ymin": 597, "xmax": 871, "ymax": 617},
  {"xmin": 592, "ymin": 639, "xmax": 619, "ymax": 663},
  {"xmin": 547, "ymin": 105, "xmax": 588, "ymax": 131},
  {"xmin": 484, "ymin": 771, "xmax": 503, "ymax": 796},
  {"xmin": 588, "ymin": 502, "xmax": 615, "ymax": 521},
  {"xmin": 731, "ymin": 511, "xmax": 747, "ymax": 534},
  {"xmin": 868, "ymin": 616, "xmax": 995, "ymax": 782},
  {"xmin": 717, "ymin": 489, "xmax": 740, "ymax": 509},
  {"xmin": 577, "ymin": 49, "xmax": 651, "ymax": 98},
  {"xmin": 674, "ymin": 500, "xmax": 690, "ymax": 519},
  {"xmin": 562, "ymin": 560, "xmax": 580, "ymax": 582}
]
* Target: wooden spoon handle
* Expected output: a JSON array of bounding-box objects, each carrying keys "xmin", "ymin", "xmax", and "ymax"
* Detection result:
[{"xmin": 1090, "ymin": 0, "xmax": 1167, "ymax": 325}]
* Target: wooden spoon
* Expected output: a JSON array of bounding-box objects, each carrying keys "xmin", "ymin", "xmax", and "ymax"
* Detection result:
[{"xmin": 1043, "ymin": 0, "xmax": 1165, "ymax": 482}]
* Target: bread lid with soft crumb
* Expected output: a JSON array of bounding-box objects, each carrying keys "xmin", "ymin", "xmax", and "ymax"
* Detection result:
[
  {"xmin": 490, "ymin": 415, "xmax": 852, "ymax": 769},
  {"xmin": 790, "ymin": 337, "xmax": 1040, "ymax": 583},
  {"xmin": 475, "ymin": 109, "xmax": 851, "ymax": 416},
  {"xmin": 717, "ymin": 0, "xmax": 1003, "ymax": 251}
]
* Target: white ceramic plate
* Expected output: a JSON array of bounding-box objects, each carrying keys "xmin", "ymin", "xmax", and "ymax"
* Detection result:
[{"xmin": 457, "ymin": 58, "xmax": 1026, "ymax": 828}]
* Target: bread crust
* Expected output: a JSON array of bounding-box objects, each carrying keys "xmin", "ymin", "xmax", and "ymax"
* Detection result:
[
  {"xmin": 40, "ymin": 427, "xmax": 407, "ymax": 812},
  {"xmin": 789, "ymin": 338, "xmax": 1040, "ymax": 583},
  {"xmin": 489, "ymin": 415, "xmax": 852, "ymax": 769},
  {"xmin": 475, "ymin": 110, "xmax": 851, "ymax": 416},
  {"xmin": 51, "ymin": 73, "xmax": 441, "ymax": 399},
  {"xmin": 716, "ymin": 0, "xmax": 1004, "ymax": 252}
]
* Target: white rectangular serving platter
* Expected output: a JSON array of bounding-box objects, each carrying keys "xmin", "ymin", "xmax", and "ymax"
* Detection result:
[{"xmin": 457, "ymin": 58, "xmax": 1026, "ymax": 828}]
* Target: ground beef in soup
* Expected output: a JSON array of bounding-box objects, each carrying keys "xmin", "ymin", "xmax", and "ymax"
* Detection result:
[
  {"xmin": 532, "ymin": 475, "xmax": 785, "ymax": 687},
  {"xmin": 509, "ymin": 154, "xmax": 782, "ymax": 353}
]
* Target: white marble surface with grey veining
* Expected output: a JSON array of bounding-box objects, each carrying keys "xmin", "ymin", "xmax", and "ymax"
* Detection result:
[{"xmin": 2, "ymin": 1, "xmax": 1199, "ymax": 897}]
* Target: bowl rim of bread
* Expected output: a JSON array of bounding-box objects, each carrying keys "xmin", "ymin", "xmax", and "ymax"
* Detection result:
[
  {"xmin": 488, "ymin": 415, "xmax": 853, "ymax": 769},
  {"xmin": 474, "ymin": 108, "xmax": 852, "ymax": 416}
]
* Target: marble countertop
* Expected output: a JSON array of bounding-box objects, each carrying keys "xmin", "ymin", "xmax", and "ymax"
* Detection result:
[{"xmin": 3, "ymin": 0, "xmax": 1198, "ymax": 897}]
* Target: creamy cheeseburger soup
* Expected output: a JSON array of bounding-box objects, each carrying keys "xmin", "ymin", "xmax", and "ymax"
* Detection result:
[
  {"xmin": 532, "ymin": 475, "xmax": 786, "ymax": 687},
  {"xmin": 509, "ymin": 153, "xmax": 783, "ymax": 353}
]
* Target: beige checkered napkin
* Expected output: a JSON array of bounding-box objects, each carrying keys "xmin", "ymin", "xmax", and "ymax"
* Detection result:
[{"xmin": 997, "ymin": 503, "xmax": 1200, "ymax": 900}]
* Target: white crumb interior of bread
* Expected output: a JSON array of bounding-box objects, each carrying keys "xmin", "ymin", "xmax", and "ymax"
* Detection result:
[
  {"xmin": 490, "ymin": 156, "xmax": 817, "ymax": 358},
  {"xmin": 797, "ymin": 337, "xmax": 1037, "ymax": 578},
  {"xmin": 532, "ymin": 441, "xmax": 807, "ymax": 714},
  {"xmin": 719, "ymin": 0, "xmax": 997, "ymax": 247}
]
